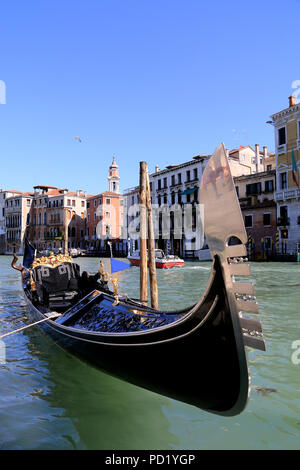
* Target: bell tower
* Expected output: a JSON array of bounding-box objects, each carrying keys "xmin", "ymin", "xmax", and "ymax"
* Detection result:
[{"xmin": 108, "ymin": 155, "xmax": 120, "ymax": 193}]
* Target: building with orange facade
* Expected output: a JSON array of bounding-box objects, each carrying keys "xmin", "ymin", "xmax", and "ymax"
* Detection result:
[
  {"xmin": 26, "ymin": 185, "xmax": 89, "ymax": 252},
  {"xmin": 85, "ymin": 156, "xmax": 125, "ymax": 255}
]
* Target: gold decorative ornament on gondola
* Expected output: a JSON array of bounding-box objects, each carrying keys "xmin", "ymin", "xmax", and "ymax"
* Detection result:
[{"xmin": 31, "ymin": 252, "xmax": 73, "ymax": 269}]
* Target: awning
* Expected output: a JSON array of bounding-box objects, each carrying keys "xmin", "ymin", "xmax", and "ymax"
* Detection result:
[{"xmin": 180, "ymin": 187, "xmax": 198, "ymax": 196}]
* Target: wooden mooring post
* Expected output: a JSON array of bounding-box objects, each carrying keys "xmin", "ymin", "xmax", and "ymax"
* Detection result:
[
  {"xmin": 139, "ymin": 161, "xmax": 159, "ymax": 309},
  {"xmin": 139, "ymin": 162, "xmax": 148, "ymax": 305},
  {"xmin": 64, "ymin": 208, "xmax": 69, "ymax": 255},
  {"xmin": 146, "ymin": 168, "xmax": 158, "ymax": 309}
]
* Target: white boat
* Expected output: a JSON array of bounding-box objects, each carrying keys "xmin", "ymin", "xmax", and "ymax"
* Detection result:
[{"xmin": 128, "ymin": 249, "xmax": 185, "ymax": 269}]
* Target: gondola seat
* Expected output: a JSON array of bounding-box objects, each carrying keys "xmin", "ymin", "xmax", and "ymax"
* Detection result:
[{"xmin": 31, "ymin": 262, "xmax": 80, "ymax": 308}]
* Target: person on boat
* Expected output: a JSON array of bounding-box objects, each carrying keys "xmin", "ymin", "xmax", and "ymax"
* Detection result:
[{"xmin": 78, "ymin": 270, "xmax": 109, "ymax": 296}]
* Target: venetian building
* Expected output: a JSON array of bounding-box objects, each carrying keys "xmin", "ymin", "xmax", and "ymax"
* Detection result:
[
  {"xmin": 86, "ymin": 156, "xmax": 125, "ymax": 255},
  {"xmin": 271, "ymin": 95, "xmax": 300, "ymax": 254}
]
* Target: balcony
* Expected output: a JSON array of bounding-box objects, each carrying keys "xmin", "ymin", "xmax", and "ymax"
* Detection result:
[
  {"xmin": 277, "ymin": 144, "xmax": 286, "ymax": 155},
  {"xmin": 185, "ymin": 178, "xmax": 198, "ymax": 183},
  {"xmin": 274, "ymin": 188, "xmax": 300, "ymax": 202}
]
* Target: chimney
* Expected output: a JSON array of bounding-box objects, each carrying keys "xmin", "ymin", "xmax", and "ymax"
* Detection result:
[
  {"xmin": 263, "ymin": 145, "xmax": 268, "ymax": 167},
  {"xmin": 255, "ymin": 144, "xmax": 259, "ymax": 173},
  {"xmin": 155, "ymin": 165, "xmax": 160, "ymax": 173},
  {"xmin": 289, "ymin": 94, "xmax": 296, "ymax": 107}
]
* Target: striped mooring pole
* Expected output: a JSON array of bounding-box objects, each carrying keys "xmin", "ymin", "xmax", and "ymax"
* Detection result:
[
  {"xmin": 275, "ymin": 231, "xmax": 279, "ymax": 255},
  {"xmin": 297, "ymin": 242, "xmax": 300, "ymax": 262},
  {"xmin": 247, "ymin": 233, "xmax": 253, "ymax": 260}
]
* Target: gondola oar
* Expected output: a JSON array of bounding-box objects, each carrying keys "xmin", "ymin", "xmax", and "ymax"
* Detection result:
[{"xmin": 0, "ymin": 312, "xmax": 61, "ymax": 339}]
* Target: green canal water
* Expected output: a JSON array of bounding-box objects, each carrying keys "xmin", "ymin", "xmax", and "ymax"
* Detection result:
[{"xmin": 0, "ymin": 255, "xmax": 300, "ymax": 450}]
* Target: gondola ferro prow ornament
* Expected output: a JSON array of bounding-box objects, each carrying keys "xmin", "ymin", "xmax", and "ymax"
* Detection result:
[
  {"xmin": 200, "ymin": 143, "xmax": 266, "ymax": 408},
  {"xmin": 11, "ymin": 253, "xmax": 24, "ymax": 273}
]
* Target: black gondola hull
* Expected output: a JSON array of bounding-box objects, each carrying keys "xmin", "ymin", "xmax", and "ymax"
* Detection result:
[{"xmin": 23, "ymin": 256, "xmax": 249, "ymax": 416}]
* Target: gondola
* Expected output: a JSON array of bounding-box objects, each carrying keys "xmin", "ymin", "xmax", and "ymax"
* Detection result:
[{"xmin": 11, "ymin": 144, "xmax": 265, "ymax": 416}]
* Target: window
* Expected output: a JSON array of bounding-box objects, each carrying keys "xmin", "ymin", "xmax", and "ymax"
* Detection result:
[
  {"xmin": 27, "ymin": 199, "xmax": 31, "ymax": 206},
  {"xmin": 44, "ymin": 212, "xmax": 47, "ymax": 225},
  {"xmin": 81, "ymin": 201, "xmax": 85, "ymax": 207},
  {"xmin": 246, "ymin": 182, "xmax": 261, "ymax": 195},
  {"xmin": 194, "ymin": 188, "xmax": 198, "ymax": 202},
  {"xmin": 158, "ymin": 195, "xmax": 161, "ymax": 206},
  {"xmin": 105, "ymin": 211, "xmax": 110, "ymax": 218},
  {"xmin": 94, "ymin": 199, "xmax": 97, "ymax": 207},
  {"xmin": 171, "ymin": 193, "xmax": 175, "ymax": 204},
  {"xmin": 163, "ymin": 177, "xmax": 167, "ymax": 188},
  {"xmin": 278, "ymin": 127, "xmax": 286, "ymax": 145},
  {"xmin": 72, "ymin": 200, "xmax": 75, "ymax": 207},
  {"xmin": 112, "ymin": 182, "xmax": 116, "ymax": 191},
  {"xmin": 67, "ymin": 199, "xmax": 71, "ymax": 206},
  {"xmin": 171, "ymin": 175, "xmax": 175, "ymax": 186},
  {"xmin": 245, "ymin": 215, "xmax": 253, "ymax": 227},
  {"xmin": 178, "ymin": 192, "xmax": 182, "ymax": 204},
  {"xmin": 280, "ymin": 172, "xmax": 287, "ymax": 190},
  {"xmin": 193, "ymin": 168, "xmax": 198, "ymax": 180},
  {"xmin": 241, "ymin": 153, "xmax": 246, "ymax": 162},
  {"xmin": 264, "ymin": 180, "xmax": 274, "ymax": 193},
  {"xmin": 263, "ymin": 213, "xmax": 271, "ymax": 226},
  {"xmin": 106, "ymin": 199, "xmax": 110, "ymax": 205},
  {"xmin": 186, "ymin": 170, "xmax": 190, "ymax": 182},
  {"xmin": 178, "ymin": 173, "xmax": 181, "ymax": 184},
  {"xmin": 280, "ymin": 205, "xmax": 288, "ymax": 219},
  {"xmin": 158, "ymin": 179, "xmax": 161, "ymax": 190},
  {"xmin": 94, "ymin": 213, "xmax": 96, "ymax": 221},
  {"xmin": 267, "ymin": 164, "xmax": 272, "ymax": 171},
  {"xmin": 163, "ymin": 194, "xmax": 167, "ymax": 204}
]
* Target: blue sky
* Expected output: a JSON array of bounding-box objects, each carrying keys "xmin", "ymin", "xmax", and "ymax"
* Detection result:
[{"xmin": 0, "ymin": 0, "xmax": 299, "ymax": 194}]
